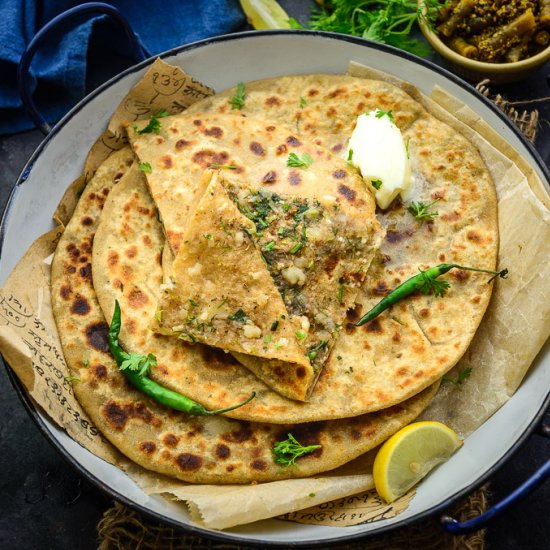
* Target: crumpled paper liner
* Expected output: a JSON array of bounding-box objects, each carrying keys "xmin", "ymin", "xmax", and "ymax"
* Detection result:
[{"xmin": 0, "ymin": 57, "xmax": 549, "ymax": 530}]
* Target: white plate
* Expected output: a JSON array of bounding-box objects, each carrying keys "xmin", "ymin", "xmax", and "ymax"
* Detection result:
[{"xmin": 2, "ymin": 31, "xmax": 550, "ymax": 546}]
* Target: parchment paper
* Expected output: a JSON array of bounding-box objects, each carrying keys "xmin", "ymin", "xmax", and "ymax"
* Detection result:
[{"xmin": 1, "ymin": 58, "xmax": 549, "ymax": 531}]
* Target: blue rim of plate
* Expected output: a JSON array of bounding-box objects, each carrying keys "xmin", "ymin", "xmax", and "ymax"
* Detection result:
[{"xmin": 2, "ymin": 29, "xmax": 550, "ymax": 547}]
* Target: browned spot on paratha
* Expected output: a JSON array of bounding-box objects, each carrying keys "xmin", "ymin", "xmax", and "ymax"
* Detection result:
[
  {"xmin": 79, "ymin": 263, "xmax": 92, "ymax": 283},
  {"xmin": 191, "ymin": 149, "xmax": 229, "ymax": 168},
  {"xmin": 222, "ymin": 424, "xmax": 254, "ymax": 444},
  {"xmin": 91, "ymin": 364, "xmax": 107, "ymax": 380},
  {"xmin": 140, "ymin": 441, "xmax": 156, "ymax": 454},
  {"xmin": 163, "ymin": 433, "xmax": 179, "ymax": 447},
  {"xmin": 286, "ymin": 136, "xmax": 301, "ymax": 147},
  {"xmin": 60, "ymin": 285, "xmax": 72, "ymax": 300},
  {"xmin": 262, "ymin": 170, "xmax": 277, "ymax": 184},
  {"xmin": 250, "ymin": 141, "xmax": 265, "ymax": 156},
  {"xmin": 85, "ymin": 321, "xmax": 110, "ymax": 353},
  {"xmin": 102, "ymin": 400, "xmax": 161, "ymax": 430},
  {"xmin": 71, "ymin": 295, "xmax": 91, "ymax": 315},
  {"xmin": 175, "ymin": 453, "xmax": 202, "ymax": 471},
  {"xmin": 337, "ymin": 184, "xmax": 356, "ymax": 202},
  {"xmin": 160, "ymin": 155, "xmax": 173, "ymax": 169},
  {"xmin": 216, "ymin": 444, "xmax": 230, "ymax": 459},
  {"xmin": 332, "ymin": 169, "xmax": 346, "ymax": 179},
  {"xmin": 251, "ymin": 459, "xmax": 267, "ymax": 470},
  {"xmin": 175, "ymin": 139, "xmax": 191, "ymax": 150},
  {"xmin": 276, "ymin": 144, "xmax": 287, "ymax": 156},
  {"xmin": 386, "ymin": 229, "xmax": 413, "ymax": 244},
  {"xmin": 204, "ymin": 126, "xmax": 223, "ymax": 137},
  {"xmin": 288, "ymin": 171, "xmax": 301, "ymax": 186},
  {"xmin": 364, "ymin": 319, "xmax": 383, "ymax": 333},
  {"xmin": 265, "ymin": 96, "xmax": 282, "ymax": 106}
]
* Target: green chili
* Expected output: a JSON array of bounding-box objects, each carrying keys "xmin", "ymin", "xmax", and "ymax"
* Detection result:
[
  {"xmin": 356, "ymin": 263, "xmax": 508, "ymax": 326},
  {"xmin": 108, "ymin": 300, "xmax": 255, "ymax": 415}
]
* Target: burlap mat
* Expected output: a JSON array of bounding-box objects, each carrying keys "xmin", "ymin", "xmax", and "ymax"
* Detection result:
[{"xmin": 96, "ymin": 484, "xmax": 488, "ymax": 549}]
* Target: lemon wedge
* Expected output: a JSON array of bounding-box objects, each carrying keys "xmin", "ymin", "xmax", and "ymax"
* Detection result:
[
  {"xmin": 239, "ymin": 0, "xmax": 291, "ymax": 29},
  {"xmin": 373, "ymin": 421, "xmax": 462, "ymax": 503}
]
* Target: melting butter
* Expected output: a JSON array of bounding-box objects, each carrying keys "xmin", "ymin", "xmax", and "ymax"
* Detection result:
[{"xmin": 346, "ymin": 110, "xmax": 411, "ymax": 209}]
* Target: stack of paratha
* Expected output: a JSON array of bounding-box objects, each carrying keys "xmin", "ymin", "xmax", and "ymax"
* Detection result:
[{"xmin": 51, "ymin": 73, "xmax": 498, "ymax": 485}]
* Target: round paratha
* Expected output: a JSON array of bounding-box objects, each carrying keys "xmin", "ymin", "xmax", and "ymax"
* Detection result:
[
  {"xmin": 51, "ymin": 148, "xmax": 437, "ymax": 483},
  {"xmin": 91, "ymin": 75, "xmax": 498, "ymax": 424}
]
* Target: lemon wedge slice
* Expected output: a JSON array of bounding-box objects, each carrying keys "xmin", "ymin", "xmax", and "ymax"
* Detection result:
[
  {"xmin": 239, "ymin": 0, "xmax": 291, "ymax": 29},
  {"xmin": 373, "ymin": 421, "xmax": 462, "ymax": 503}
]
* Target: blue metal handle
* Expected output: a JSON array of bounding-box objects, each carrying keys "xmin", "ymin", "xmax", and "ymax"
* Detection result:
[
  {"xmin": 441, "ymin": 416, "xmax": 550, "ymax": 535},
  {"xmin": 17, "ymin": 2, "xmax": 150, "ymax": 135}
]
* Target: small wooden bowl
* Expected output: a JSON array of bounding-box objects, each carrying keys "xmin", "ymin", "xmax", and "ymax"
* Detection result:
[{"xmin": 418, "ymin": 11, "xmax": 550, "ymax": 84}]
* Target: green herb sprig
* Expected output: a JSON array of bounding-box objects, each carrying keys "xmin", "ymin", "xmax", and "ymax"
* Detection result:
[
  {"xmin": 229, "ymin": 82, "xmax": 246, "ymax": 110},
  {"xmin": 442, "ymin": 367, "xmax": 473, "ymax": 388},
  {"xmin": 356, "ymin": 264, "xmax": 508, "ymax": 326},
  {"xmin": 120, "ymin": 352, "xmax": 157, "ymax": 377},
  {"xmin": 308, "ymin": 0, "xmax": 443, "ymax": 57},
  {"xmin": 272, "ymin": 433, "xmax": 322, "ymax": 466},
  {"xmin": 408, "ymin": 199, "xmax": 439, "ymax": 222},
  {"xmin": 287, "ymin": 152, "xmax": 313, "ymax": 168},
  {"xmin": 135, "ymin": 109, "xmax": 169, "ymax": 135},
  {"xmin": 139, "ymin": 162, "xmax": 152, "ymax": 173}
]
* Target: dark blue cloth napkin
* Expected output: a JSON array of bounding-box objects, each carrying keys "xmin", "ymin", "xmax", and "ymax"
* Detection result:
[{"xmin": 0, "ymin": 0, "xmax": 246, "ymax": 135}]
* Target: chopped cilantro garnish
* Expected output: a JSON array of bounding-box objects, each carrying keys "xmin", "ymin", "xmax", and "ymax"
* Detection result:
[
  {"xmin": 272, "ymin": 433, "xmax": 322, "ymax": 466},
  {"xmin": 347, "ymin": 148, "xmax": 354, "ymax": 163},
  {"xmin": 210, "ymin": 164, "xmax": 237, "ymax": 169},
  {"xmin": 407, "ymin": 200, "xmax": 439, "ymax": 222},
  {"xmin": 64, "ymin": 375, "xmax": 80, "ymax": 383},
  {"xmin": 442, "ymin": 367, "xmax": 473, "ymax": 388},
  {"xmin": 299, "ymin": 96, "xmax": 308, "ymax": 108},
  {"xmin": 120, "ymin": 352, "xmax": 157, "ymax": 377},
  {"xmin": 229, "ymin": 82, "xmax": 246, "ymax": 110},
  {"xmin": 229, "ymin": 309, "xmax": 247, "ymax": 323},
  {"xmin": 139, "ymin": 162, "xmax": 152, "ymax": 173},
  {"xmin": 290, "ymin": 242, "xmax": 303, "ymax": 254},
  {"xmin": 287, "ymin": 152, "xmax": 313, "ymax": 168},
  {"xmin": 308, "ymin": 340, "xmax": 328, "ymax": 362},
  {"xmin": 136, "ymin": 109, "xmax": 169, "ymax": 135},
  {"xmin": 374, "ymin": 109, "xmax": 395, "ymax": 123},
  {"xmin": 371, "ymin": 179, "xmax": 383, "ymax": 190},
  {"xmin": 295, "ymin": 330, "xmax": 307, "ymax": 340}
]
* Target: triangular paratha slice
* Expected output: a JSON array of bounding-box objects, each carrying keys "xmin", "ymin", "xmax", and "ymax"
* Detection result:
[{"xmin": 156, "ymin": 171, "xmax": 314, "ymax": 400}]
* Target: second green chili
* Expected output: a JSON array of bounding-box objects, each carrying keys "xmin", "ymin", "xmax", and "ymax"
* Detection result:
[{"xmin": 356, "ymin": 263, "xmax": 508, "ymax": 326}]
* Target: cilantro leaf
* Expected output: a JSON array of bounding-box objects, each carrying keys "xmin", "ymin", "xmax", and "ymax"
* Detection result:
[
  {"xmin": 408, "ymin": 200, "xmax": 439, "ymax": 222},
  {"xmin": 418, "ymin": 270, "xmax": 451, "ymax": 297},
  {"xmin": 442, "ymin": 367, "xmax": 473, "ymax": 388},
  {"xmin": 120, "ymin": 352, "xmax": 157, "ymax": 377},
  {"xmin": 139, "ymin": 162, "xmax": 152, "ymax": 173},
  {"xmin": 272, "ymin": 433, "xmax": 322, "ymax": 466},
  {"xmin": 308, "ymin": 0, "xmax": 441, "ymax": 58},
  {"xmin": 136, "ymin": 109, "xmax": 169, "ymax": 135},
  {"xmin": 371, "ymin": 179, "xmax": 383, "ymax": 190},
  {"xmin": 229, "ymin": 309, "xmax": 247, "ymax": 323},
  {"xmin": 375, "ymin": 109, "xmax": 395, "ymax": 123},
  {"xmin": 229, "ymin": 82, "xmax": 246, "ymax": 110},
  {"xmin": 287, "ymin": 152, "xmax": 313, "ymax": 168}
]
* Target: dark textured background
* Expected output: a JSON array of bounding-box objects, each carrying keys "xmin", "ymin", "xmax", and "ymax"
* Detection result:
[{"xmin": 1, "ymin": 1, "xmax": 550, "ymax": 548}]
